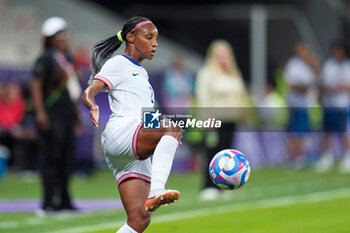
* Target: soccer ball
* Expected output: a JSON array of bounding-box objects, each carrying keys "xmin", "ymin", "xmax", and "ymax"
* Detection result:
[{"xmin": 209, "ymin": 149, "xmax": 251, "ymax": 190}]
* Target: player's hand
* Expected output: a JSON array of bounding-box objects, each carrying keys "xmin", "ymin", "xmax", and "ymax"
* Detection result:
[
  {"xmin": 90, "ymin": 105, "xmax": 100, "ymax": 129},
  {"xmin": 36, "ymin": 110, "xmax": 50, "ymax": 131},
  {"xmin": 177, "ymin": 129, "xmax": 184, "ymax": 146}
]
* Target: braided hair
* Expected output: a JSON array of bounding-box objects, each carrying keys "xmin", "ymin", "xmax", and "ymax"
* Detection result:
[{"xmin": 90, "ymin": 16, "xmax": 151, "ymax": 78}]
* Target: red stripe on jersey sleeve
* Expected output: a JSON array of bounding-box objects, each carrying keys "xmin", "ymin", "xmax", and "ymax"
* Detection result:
[{"xmin": 94, "ymin": 75, "xmax": 113, "ymax": 90}]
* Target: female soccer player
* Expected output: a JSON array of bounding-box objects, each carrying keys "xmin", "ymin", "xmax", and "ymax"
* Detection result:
[{"xmin": 81, "ymin": 17, "xmax": 182, "ymax": 233}]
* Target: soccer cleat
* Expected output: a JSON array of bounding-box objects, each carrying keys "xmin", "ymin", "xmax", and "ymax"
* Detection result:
[{"xmin": 144, "ymin": 189, "xmax": 180, "ymax": 212}]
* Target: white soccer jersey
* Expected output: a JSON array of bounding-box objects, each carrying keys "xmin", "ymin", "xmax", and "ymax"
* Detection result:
[
  {"xmin": 321, "ymin": 58, "xmax": 350, "ymax": 107},
  {"xmin": 94, "ymin": 54, "xmax": 155, "ymax": 120},
  {"xmin": 284, "ymin": 56, "xmax": 316, "ymax": 86},
  {"xmin": 284, "ymin": 56, "xmax": 316, "ymax": 107}
]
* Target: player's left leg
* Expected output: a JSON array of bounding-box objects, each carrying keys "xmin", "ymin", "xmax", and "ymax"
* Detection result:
[{"xmin": 117, "ymin": 178, "xmax": 151, "ymax": 233}]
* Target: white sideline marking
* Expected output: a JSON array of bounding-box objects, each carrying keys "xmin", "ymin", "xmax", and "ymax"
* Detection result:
[
  {"xmin": 49, "ymin": 187, "xmax": 350, "ymax": 233},
  {"xmin": 50, "ymin": 221, "xmax": 123, "ymax": 233},
  {"xmin": 1, "ymin": 176, "xmax": 348, "ymax": 230}
]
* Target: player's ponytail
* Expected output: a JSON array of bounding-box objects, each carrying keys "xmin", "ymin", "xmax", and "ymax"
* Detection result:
[{"xmin": 90, "ymin": 16, "xmax": 151, "ymax": 79}]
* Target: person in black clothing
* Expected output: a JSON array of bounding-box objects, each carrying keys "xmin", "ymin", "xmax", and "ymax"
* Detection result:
[{"xmin": 31, "ymin": 17, "xmax": 81, "ymax": 212}]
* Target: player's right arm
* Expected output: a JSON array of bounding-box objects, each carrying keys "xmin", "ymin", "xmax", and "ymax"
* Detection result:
[{"xmin": 81, "ymin": 79, "xmax": 106, "ymax": 129}]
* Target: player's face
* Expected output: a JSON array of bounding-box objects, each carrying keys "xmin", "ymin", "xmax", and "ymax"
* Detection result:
[{"xmin": 133, "ymin": 23, "xmax": 158, "ymax": 60}]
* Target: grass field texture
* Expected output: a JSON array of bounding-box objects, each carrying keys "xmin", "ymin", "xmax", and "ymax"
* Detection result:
[{"xmin": 1, "ymin": 167, "xmax": 350, "ymax": 233}]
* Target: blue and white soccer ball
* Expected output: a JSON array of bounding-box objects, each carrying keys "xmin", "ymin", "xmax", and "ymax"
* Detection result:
[{"xmin": 209, "ymin": 149, "xmax": 251, "ymax": 190}]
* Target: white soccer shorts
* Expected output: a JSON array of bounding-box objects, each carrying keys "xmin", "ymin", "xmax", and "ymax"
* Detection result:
[{"xmin": 101, "ymin": 117, "xmax": 151, "ymax": 186}]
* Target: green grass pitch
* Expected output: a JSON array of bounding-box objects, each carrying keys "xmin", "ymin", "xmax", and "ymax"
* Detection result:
[{"xmin": 1, "ymin": 167, "xmax": 350, "ymax": 233}]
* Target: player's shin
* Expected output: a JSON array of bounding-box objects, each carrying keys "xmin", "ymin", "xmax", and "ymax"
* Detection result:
[{"xmin": 149, "ymin": 135, "xmax": 178, "ymax": 197}]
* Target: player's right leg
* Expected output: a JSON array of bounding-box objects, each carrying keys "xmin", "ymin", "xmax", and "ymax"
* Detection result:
[{"xmin": 136, "ymin": 119, "xmax": 183, "ymax": 212}]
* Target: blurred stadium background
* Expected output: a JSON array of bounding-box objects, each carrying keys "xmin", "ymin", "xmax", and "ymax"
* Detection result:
[{"xmin": 1, "ymin": 0, "xmax": 350, "ymax": 232}]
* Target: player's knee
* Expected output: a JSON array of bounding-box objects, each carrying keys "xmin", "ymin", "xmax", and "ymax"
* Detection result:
[
  {"xmin": 173, "ymin": 124, "xmax": 182, "ymax": 132},
  {"xmin": 164, "ymin": 124, "xmax": 182, "ymax": 137}
]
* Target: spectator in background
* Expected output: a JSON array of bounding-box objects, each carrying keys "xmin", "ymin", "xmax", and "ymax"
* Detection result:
[
  {"xmin": 0, "ymin": 80, "xmax": 26, "ymax": 166},
  {"xmin": 162, "ymin": 55, "xmax": 194, "ymax": 109},
  {"xmin": 0, "ymin": 81, "xmax": 25, "ymax": 132},
  {"xmin": 31, "ymin": 17, "xmax": 81, "ymax": 213},
  {"xmin": 284, "ymin": 42, "xmax": 319, "ymax": 168},
  {"xmin": 196, "ymin": 39, "xmax": 249, "ymax": 200},
  {"xmin": 315, "ymin": 41, "xmax": 350, "ymax": 173},
  {"xmin": 162, "ymin": 55, "xmax": 202, "ymax": 171},
  {"xmin": 73, "ymin": 45, "xmax": 91, "ymax": 70}
]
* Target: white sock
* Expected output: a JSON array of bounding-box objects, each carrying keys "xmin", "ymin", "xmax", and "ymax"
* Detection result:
[
  {"xmin": 116, "ymin": 223, "xmax": 137, "ymax": 233},
  {"xmin": 149, "ymin": 135, "xmax": 178, "ymax": 197}
]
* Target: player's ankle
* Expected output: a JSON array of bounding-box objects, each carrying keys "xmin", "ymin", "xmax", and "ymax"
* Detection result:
[{"xmin": 148, "ymin": 188, "xmax": 164, "ymax": 198}]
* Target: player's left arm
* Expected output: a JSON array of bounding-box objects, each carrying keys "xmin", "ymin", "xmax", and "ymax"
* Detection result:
[{"xmin": 81, "ymin": 79, "xmax": 106, "ymax": 129}]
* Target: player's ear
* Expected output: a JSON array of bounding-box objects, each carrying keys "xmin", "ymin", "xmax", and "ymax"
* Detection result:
[{"xmin": 126, "ymin": 32, "xmax": 135, "ymax": 44}]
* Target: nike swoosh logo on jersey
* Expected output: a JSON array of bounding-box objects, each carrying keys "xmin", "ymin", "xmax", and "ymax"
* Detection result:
[{"xmin": 132, "ymin": 73, "xmax": 139, "ymax": 76}]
